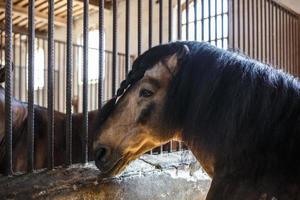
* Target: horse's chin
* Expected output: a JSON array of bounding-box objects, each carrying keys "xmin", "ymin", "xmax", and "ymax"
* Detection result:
[{"xmin": 96, "ymin": 157, "xmax": 127, "ymax": 178}]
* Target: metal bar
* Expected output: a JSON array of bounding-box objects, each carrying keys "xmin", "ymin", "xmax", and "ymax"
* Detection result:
[
  {"xmin": 47, "ymin": 0, "xmax": 54, "ymax": 170},
  {"xmin": 271, "ymin": 2, "xmax": 275, "ymax": 66},
  {"xmin": 232, "ymin": 0, "xmax": 235, "ymax": 48},
  {"xmin": 194, "ymin": 0, "xmax": 197, "ymax": 41},
  {"xmin": 112, "ymin": 0, "xmax": 117, "ymax": 95},
  {"xmin": 137, "ymin": 0, "xmax": 142, "ymax": 55},
  {"xmin": 169, "ymin": 0, "xmax": 173, "ymax": 42},
  {"xmin": 27, "ymin": 0, "xmax": 35, "ymax": 172},
  {"xmin": 149, "ymin": 0, "xmax": 153, "ymax": 47},
  {"xmin": 237, "ymin": 0, "xmax": 240, "ymax": 48},
  {"xmin": 201, "ymin": 0, "xmax": 204, "ymax": 41},
  {"xmin": 208, "ymin": 0, "xmax": 211, "ymax": 42},
  {"xmin": 19, "ymin": 35, "xmax": 22, "ymax": 99},
  {"xmin": 255, "ymin": 0, "xmax": 259, "ymax": 59},
  {"xmin": 66, "ymin": 0, "xmax": 73, "ymax": 165},
  {"xmin": 177, "ymin": 0, "xmax": 182, "ymax": 40},
  {"xmin": 264, "ymin": 0, "xmax": 267, "ymax": 62},
  {"xmin": 279, "ymin": 7, "xmax": 283, "ymax": 68},
  {"xmin": 5, "ymin": 0, "xmax": 13, "ymax": 176},
  {"xmin": 242, "ymin": 0, "xmax": 245, "ymax": 51},
  {"xmin": 215, "ymin": 0, "xmax": 218, "ymax": 45},
  {"xmin": 252, "ymin": 0, "xmax": 255, "ymax": 57},
  {"xmin": 159, "ymin": 0, "xmax": 163, "ymax": 44},
  {"xmin": 247, "ymin": 0, "xmax": 250, "ymax": 53},
  {"xmin": 186, "ymin": 0, "xmax": 189, "ymax": 40},
  {"xmin": 275, "ymin": 4, "xmax": 278, "ymax": 66},
  {"xmin": 82, "ymin": 0, "xmax": 89, "ymax": 163},
  {"xmin": 99, "ymin": 0, "xmax": 104, "ymax": 108},
  {"xmin": 125, "ymin": 0, "xmax": 130, "ymax": 74},
  {"xmin": 268, "ymin": 0, "xmax": 271, "ymax": 64},
  {"xmin": 260, "ymin": 0, "xmax": 263, "ymax": 60},
  {"xmin": 221, "ymin": 0, "xmax": 224, "ymax": 48}
]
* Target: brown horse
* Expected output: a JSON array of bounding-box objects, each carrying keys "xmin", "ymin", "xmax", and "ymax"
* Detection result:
[
  {"xmin": 92, "ymin": 41, "xmax": 300, "ymax": 199},
  {"xmin": 0, "ymin": 67, "xmax": 98, "ymax": 173}
]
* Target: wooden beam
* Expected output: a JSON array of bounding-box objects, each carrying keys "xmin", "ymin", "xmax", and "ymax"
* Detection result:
[
  {"xmin": 75, "ymin": 0, "xmax": 112, "ymax": 9},
  {"xmin": 0, "ymin": 2, "xmax": 66, "ymax": 27},
  {"xmin": 0, "ymin": 24, "xmax": 47, "ymax": 38}
]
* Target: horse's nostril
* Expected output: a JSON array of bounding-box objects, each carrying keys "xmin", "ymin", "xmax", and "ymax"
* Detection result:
[{"xmin": 95, "ymin": 146, "xmax": 110, "ymax": 163}]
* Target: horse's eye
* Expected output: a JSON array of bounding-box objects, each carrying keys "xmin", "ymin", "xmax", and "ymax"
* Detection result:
[{"xmin": 139, "ymin": 89, "xmax": 154, "ymax": 98}]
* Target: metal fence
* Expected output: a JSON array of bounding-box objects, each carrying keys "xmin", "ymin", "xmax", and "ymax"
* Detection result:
[{"xmin": 0, "ymin": 0, "xmax": 299, "ymax": 176}]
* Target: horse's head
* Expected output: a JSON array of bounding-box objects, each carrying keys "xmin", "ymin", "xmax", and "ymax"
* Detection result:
[{"xmin": 93, "ymin": 43, "xmax": 189, "ymax": 176}]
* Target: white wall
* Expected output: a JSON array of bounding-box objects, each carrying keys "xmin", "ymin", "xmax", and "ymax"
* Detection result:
[{"xmin": 276, "ymin": 0, "xmax": 300, "ymax": 14}]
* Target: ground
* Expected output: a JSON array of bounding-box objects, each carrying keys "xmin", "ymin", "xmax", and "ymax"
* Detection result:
[{"xmin": 0, "ymin": 151, "xmax": 211, "ymax": 200}]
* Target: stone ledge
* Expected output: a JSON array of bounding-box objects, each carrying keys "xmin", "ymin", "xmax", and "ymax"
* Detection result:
[{"xmin": 0, "ymin": 151, "xmax": 211, "ymax": 200}]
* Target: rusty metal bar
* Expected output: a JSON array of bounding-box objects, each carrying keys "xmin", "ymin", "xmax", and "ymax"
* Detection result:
[
  {"xmin": 194, "ymin": 0, "xmax": 197, "ymax": 41},
  {"xmin": 138, "ymin": 0, "xmax": 142, "ymax": 55},
  {"xmin": 99, "ymin": 0, "xmax": 104, "ymax": 107},
  {"xmin": 201, "ymin": 0, "xmax": 204, "ymax": 41},
  {"xmin": 66, "ymin": 0, "xmax": 73, "ymax": 165},
  {"xmin": 242, "ymin": 0, "xmax": 245, "ymax": 51},
  {"xmin": 112, "ymin": 0, "xmax": 117, "ymax": 95},
  {"xmin": 208, "ymin": 0, "xmax": 211, "ymax": 42},
  {"xmin": 237, "ymin": 0, "xmax": 240, "ymax": 48},
  {"xmin": 5, "ymin": 0, "xmax": 13, "ymax": 176},
  {"xmin": 47, "ymin": 0, "xmax": 55, "ymax": 170},
  {"xmin": 186, "ymin": 0, "xmax": 189, "ymax": 40},
  {"xmin": 169, "ymin": 0, "xmax": 173, "ymax": 42},
  {"xmin": 27, "ymin": 0, "xmax": 35, "ymax": 172},
  {"xmin": 159, "ymin": 0, "xmax": 163, "ymax": 44},
  {"xmin": 82, "ymin": 0, "xmax": 89, "ymax": 163},
  {"xmin": 247, "ymin": 0, "xmax": 250, "ymax": 53},
  {"xmin": 177, "ymin": 0, "xmax": 182, "ymax": 40},
  {"xmin": 149, "ymin": 0, "xmax": 153, "ymax": 47}
]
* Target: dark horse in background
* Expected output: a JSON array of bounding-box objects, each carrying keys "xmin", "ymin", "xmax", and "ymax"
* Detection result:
[
  {"xmin": 0, "ymin": 66, "xmax": 98, "ymax": 173},
  {"xmin": 92, "ymin": 41, "xmax": 300, "ymax": 199}
]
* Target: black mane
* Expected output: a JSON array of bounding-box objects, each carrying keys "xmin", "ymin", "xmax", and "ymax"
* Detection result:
[{"xmin": 163, "ymin": 41, "xmax": 300, "ymax": 179}]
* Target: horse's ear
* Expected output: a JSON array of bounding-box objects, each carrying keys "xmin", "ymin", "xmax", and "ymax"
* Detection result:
[{"xmin": 165, "ymin": 44, "xmax": 189, "ymax": 75}]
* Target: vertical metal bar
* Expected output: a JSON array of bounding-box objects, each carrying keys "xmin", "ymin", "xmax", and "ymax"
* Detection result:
[
  {"xmin": 169, "ymin": 0, "xmax": 173, "ymax": 42},
  {"xmin": 275, "ymin": 4, "xmax": 278, "ymax": 66},
  {"xmin": 264, "ymin": 0, "xmax": 267, "ymax": 62},
  {"xmin": 237, "ymin": 0, "xmax": 240, "ymax": 48},
  {"xmin": 279, "ymin": 8, "xmax": 282, "ymax": 68},
  {"xmin": 269, "ymin": 0, "xmax": 272, "ymax": 65},
  {"xmin": 221, "ymin": 0, "xmax": 224, "ymax": 48},
  {"xmin": 177, "ymin": 0, "xmax": 182, "ymax": 40},
  {"xmin": 125, "ymin": 0, "xmax": 130, "ymax": 74},
  {"xmin": 252, "ymin": 0, "xmax": 255, "ymax": 57},
  {"xmin": 19, "ymin": 35, "xmax": 22, "ymax": 99},
  {"xmin": 208, "ymin": 0, "xmax": 211, "ymax": 42},
  {"xmin": 82, "ymin": 0, "xmax": 89, "ymax": 163},
  {"xmin": 186, "ymin": 0, "xmax": 189, "ymax": 40},
  {"xmin": 5, "ymin": 0, "xmax": 13, "ymax": 176},
  {"xmin": 159, "ymin": 0, "xmax": 163, "ymax": 44},
  {"xmin": 201, "ymin": 0, "xmax": 204, "ymax": 41},
  {"xmin": 242, "ymin": 0, "xmax": 245, "ymax": 51},
  {"xmin": 112, "ymin": 0, "xmax": 117, "ymax": 95},
  {"xmin": 247, "ymin": 0, "xmax": 250, "ymax": 53},
  {"xmin": 149, "ymin": 0, "xmax": 153, "ymax": 47},
  {"xmin": 194, "ymin": 0, "xmax": 197, "ymax": 41},
  {"xmin": 215, "ymin": 0, "xmax": 218, "ymax": 45},
  {"xmin": 47, "ymin": 0, "xmax": 55, "ymax": 170},
  {"xmin": 66, "ymin": 0, "xmax": 73, "ymax": 165},
  {"xmin": 137, "ymin": 0, "xmax": 142, "ymax": 55},
  {"xmin": 260, "ymin": 0, "xmax": 263, "ymax": 61},
  {"xmin": 27, "ymin": 0, "xmax": 35, "ymax": 172},
  {"xmin": 99, "ymin": 0, "xmax": 104, "ymax": 108},
  {"xmin": 256, "ymin": 0, "xmax": 259, "ymax": 59}
]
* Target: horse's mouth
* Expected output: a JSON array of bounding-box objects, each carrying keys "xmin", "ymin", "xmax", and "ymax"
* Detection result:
[{"xmin": 95, "ymin": 156, "xmax": 125, "ymax": 177}]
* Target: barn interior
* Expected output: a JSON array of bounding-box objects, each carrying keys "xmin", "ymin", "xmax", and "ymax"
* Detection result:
[{"xmin": 0, "ymin": 0, "xmax": 299, "ymax": 199}]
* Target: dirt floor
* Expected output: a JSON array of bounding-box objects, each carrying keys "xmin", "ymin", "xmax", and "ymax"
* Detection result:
[{"xmin": 0, "ymin": 151, "xmax": 211, "ymax": 200}]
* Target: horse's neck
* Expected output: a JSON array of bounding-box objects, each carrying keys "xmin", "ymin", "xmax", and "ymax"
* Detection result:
[{"xmin": 186, "ymin": 140, "xmax": 215, "ymax": 177}]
